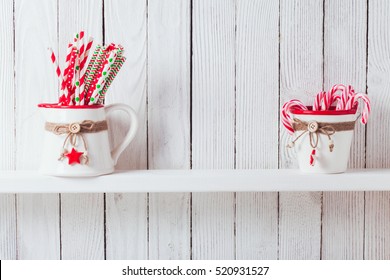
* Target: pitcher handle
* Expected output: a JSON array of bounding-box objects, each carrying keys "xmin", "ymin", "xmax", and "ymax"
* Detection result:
[{"xmin": 105, "ymin": 103, "xmax": 138, "ymax": 165}]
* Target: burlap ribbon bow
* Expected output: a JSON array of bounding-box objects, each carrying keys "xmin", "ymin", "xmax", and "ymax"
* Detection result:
[
  {"xmin": 45, "ymin": 120, "xmax": 108, "ymax": 164},
  {"xmin": 287, "ymin": 118, "xmax": 356, "ymax": 166}
]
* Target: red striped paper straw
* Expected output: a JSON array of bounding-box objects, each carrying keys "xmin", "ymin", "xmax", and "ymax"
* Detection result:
[
  {"xmin": 80, "ymin": 37, "xmax": 93, "ymax": 71},
  {"xmin": 48, "ymin": 47, "xmax": 63, "ymax": 82},
  {"xmin": 65, "ymin": 47, "xmax": 77, "ymax": 104},
  {"xmin": 61, "ymin": 43, "xmax": 74, "ymax": 91},
  {"xmin": 77, "ymin": 31, "xmax": 85, "ymax": 64}
]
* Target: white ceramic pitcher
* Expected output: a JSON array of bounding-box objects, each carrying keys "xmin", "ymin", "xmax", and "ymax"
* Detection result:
[{"xmin": 38, "ymin": 103, "xmax": 138, "ymax": 177}]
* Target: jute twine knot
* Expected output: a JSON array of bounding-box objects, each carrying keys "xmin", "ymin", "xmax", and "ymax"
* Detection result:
[
  {"xmin": 286, "ymin": 118, "xmax": 356, "ymax": 166},
  {"xmin": 45, "ymin": 120, "xmax": 108, "ymax": 165}
]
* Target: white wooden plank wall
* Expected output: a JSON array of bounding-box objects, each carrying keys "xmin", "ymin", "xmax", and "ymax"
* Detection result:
[
  {"xmin": 279, "ymin": 0, "xmax": 323, "ymax": 259},
  {"xmin": 0, "ymin": 0, "xmax": 16, "ymax": 260},
  {"xmin": 14, "ymin": 0, "xmax": 60, "ymax": 259},
  {"xmin": 1, "ymin": 0, "xmax": 390, "ymax": 260},
  {"xmin": 147, "ymin": 0, "xmax": 191, "ymax": 260},
  {"xmin": 366, "ymin": 0, "xmax": 390, "ymax": 259},
  {"xmin": 235, "ymin": 0, "xmax": 279, "ymax": 259},
  {"xmin": 192, "ymin": 0, "xmax": 236, "ymax": 260},
  {"xmin": 104, "ymin": 0, "xmax": 148, "ymax": 260},
  {"xmin": 322, "ymin": 0, "xmax": 366, "ymax": 260},
  {"xmin": 58, "ymin": 0, "xmax": 105, "ymax": 260}
]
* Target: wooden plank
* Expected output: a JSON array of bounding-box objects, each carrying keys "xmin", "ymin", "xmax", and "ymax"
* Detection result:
[
  {"xmin": 235, "ymin": 0, "xmax": 279, "ymax": 259},
  {"xmin": 14, "ymin": 0, "xmax": 60, "ymax": 259},
  {"xmin": 0, "ymin": 0, "xmax": 16, "ymax": 260},
  {"xmin": 192, "ymin": 193, "xmax": 235, "ymax": 259},
  {"xmin": 322, "ymin": 192, "xmax": 364, "ymax": 259},
  {"xmin": 236, "ymin": 193, "xmax": 278, "ymax": 259},
  {"xmin": 366, "ymin": 0, "xmax": 390, "ymax": 260},
  {"xmin": 147, "ymin": 0, "xmax": 191, "ymax": 259},
  {"xmin": 58, "ymin": 0, "xmax": 104, "ymax": 260},
  {"xmin": 0, "ymin": 0, "xmax": 15, "ymax": 170},
  {"xmin": 365, "ymin": 192, "xmax": 390, "ymax": 259},
  {"xmin": 61, "ymin": 194, "xmax": 104, "ymax": 259},
  {"xmin": 104, "ymin": 0, "xmax": 148, "ymax": 260},
  {"xmin": 149, "ymin": 193, "xmax": 190, "ymax": 259},
  {"xmin": 17, "ymin": 194, "xmax": 60, "ymax": 259},
  {"xmin": 279, "ymin": 192, "xmax": 322, "ymax": 259},
  {"xmin": 279, "ymin": 0, "xmax": 323, "ymax": 259},
  {"xmin": 192, "ymin": 0, "xmax": 235, "ymax": 259},
  {"xmin": 105, "ymin": 193, "xmax": 147, "ymax": 259},
  {"xmin": 322, "ymin": 0, "xmax": 367, "ymax": 260},
  {"xmin": 0, "ymin": 195, "xmax": 16, "ymax": 260}
]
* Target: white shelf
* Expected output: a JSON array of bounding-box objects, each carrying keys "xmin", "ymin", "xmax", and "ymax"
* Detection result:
[{"xmin": 0, "ymin": 169, "xmax": 390, "ymax": 193}]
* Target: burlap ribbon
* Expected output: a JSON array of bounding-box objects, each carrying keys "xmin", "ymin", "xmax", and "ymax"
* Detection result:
[
  {"xmin": 287, "ymin": 118, "xmax": 355, "ymax": 152},
  {"xmin": 45, "ymin": 120, "xmax": 108, "ymax": 164}
]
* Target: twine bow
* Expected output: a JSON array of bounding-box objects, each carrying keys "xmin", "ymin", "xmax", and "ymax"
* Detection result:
[
  {"xmin": 286, "ymin": 118, "xmax": 356, "ymax": 166},
  {"xmin": 288, "ymin": 119, "xmax": 336, "ymax": 152},
  {"xmin": 45, "ymin": 120, "xmax": 108, "ymax": 165}
]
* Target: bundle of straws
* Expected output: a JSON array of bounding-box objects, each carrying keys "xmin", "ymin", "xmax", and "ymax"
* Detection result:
[
  {"xmin": 48, "ymin": 31, "xmax": 126, "ymax": 106},
  {"xmin": 281, "ymin": 84, "xmax": 371, "ymax": 134}
]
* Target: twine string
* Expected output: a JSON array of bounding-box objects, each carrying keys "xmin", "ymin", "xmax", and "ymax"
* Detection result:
[
  {"xmin": 287, "ymin": 118, "xmax": 355, "ymax": 152},
  {"xmin": 45, "ymin": 120, "xmax": 108, "ymax": 164}
]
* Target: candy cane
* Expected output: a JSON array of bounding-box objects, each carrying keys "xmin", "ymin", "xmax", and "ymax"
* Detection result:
[
  {"xmin": 313, "ymin": 91, "xmax": 331, "ymax": 111},
  {"xmin": 346, "ymin": 93, "xmax": 371, "ymax": 124},
  {"xmin": 281, "ymin": 99, "xmax": 308, "ymax": 134},
  {"xmin": 328, "ymin": 84, "xmax": 348, "ymax": 110},
  {"xmin": 313, "ymin": 91, "xmax": 323, "ymax": 111}
]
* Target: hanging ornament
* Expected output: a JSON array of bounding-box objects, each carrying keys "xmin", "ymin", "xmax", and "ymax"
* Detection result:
[
  {"xmin": 309, "ymin": 149, "xmax": 316, "ymax": 166},
  {"xmin": 65, "ymin": 148, "xmax": 84, "ymax": 165}
]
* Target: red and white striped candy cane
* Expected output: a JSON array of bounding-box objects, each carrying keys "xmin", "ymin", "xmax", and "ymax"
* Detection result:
[
  {"xmin": 346, "ymin": 93, "xmax": 371, "ymax": 124},
  {"xmin": 313, "ymin": 91, "xmax": 323, "ymax": 111},
  {"xmin": 281, "ymin": 99, "xmax": 308, "ymax": 134},
  {"xmin": 328, "ymin": 84, "xmax": 348, "ymax": 110},
  {"xmin": 313, "ymin": 91, "xmax": 330, "ymax": 111},
  {"xmin": 320, "ymin": 88, "xmax": 333, "ymax": 110}
]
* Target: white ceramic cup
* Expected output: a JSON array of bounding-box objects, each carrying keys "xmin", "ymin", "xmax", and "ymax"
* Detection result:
[
  {"xmin": 38, "ymin": 103, "xmax": 138, "ymax": 177},
  {"xmin": 291, "ymin": 107, "xmax": 358, "ymax": 173}
]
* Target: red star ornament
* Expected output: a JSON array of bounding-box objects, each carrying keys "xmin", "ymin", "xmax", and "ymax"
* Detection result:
[{"xmin": 65, "ymin": 148, "xmax": 84, "ymax": 165}]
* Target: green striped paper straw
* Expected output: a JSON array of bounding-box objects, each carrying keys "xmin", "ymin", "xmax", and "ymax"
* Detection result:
[
  {"xmin": 84, "ymin": 45, "xmax": 102, "ymax": 92},
  {"xmin": 97, "ymin": 55, "xmax": 126, "ymax": 104}
]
